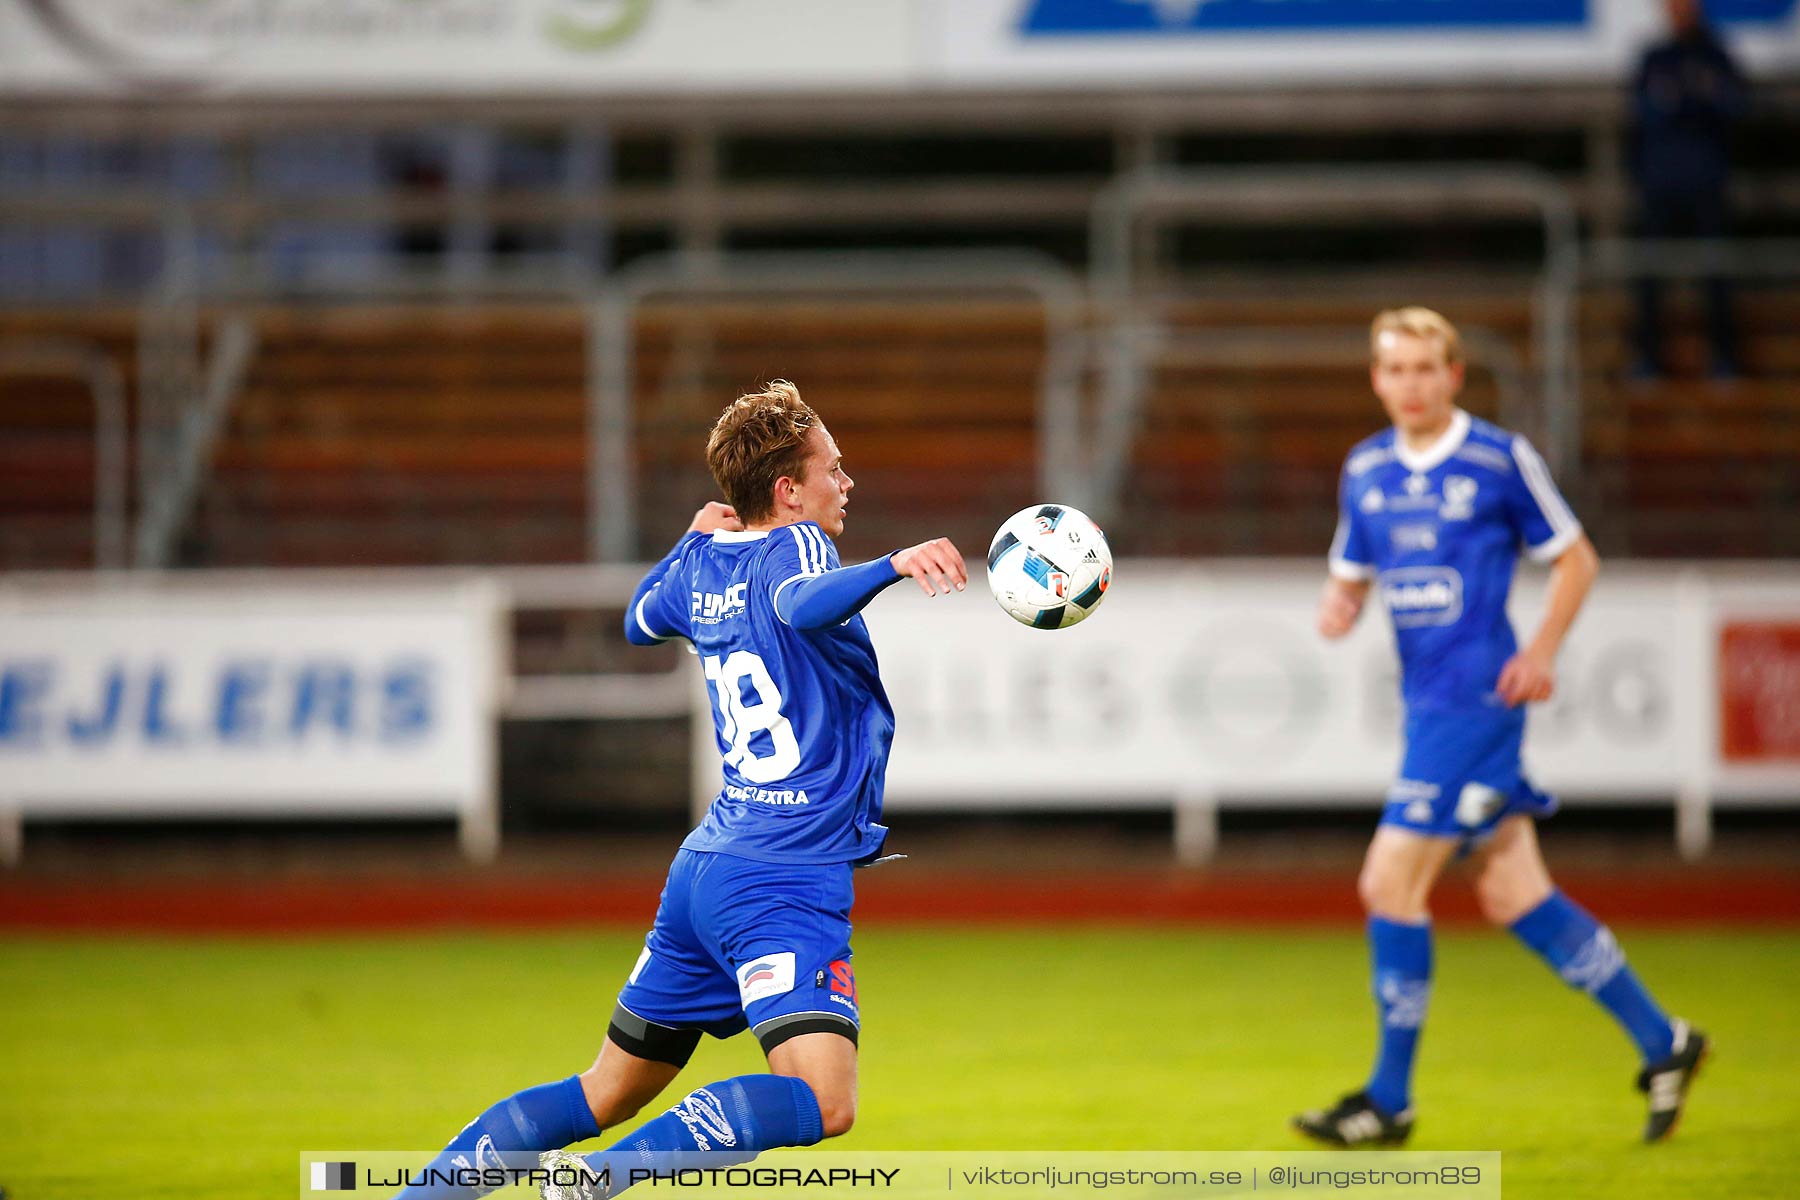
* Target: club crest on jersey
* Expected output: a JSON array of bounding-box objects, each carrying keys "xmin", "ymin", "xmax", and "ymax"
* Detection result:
[
  {"xmin": 736, "ymin": 951, "xmax": 797, "ymax": 1005},
  {"xmin": 692, "ymin": 583, "xmax": 747, "ymax": 624},
  {"xmin": 1440, "ymin": 475, "xmax": 1478, "ymax": 521}
]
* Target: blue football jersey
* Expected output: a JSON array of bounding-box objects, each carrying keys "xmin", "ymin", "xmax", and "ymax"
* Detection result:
[
  {"xmin": 1328, "ymin": 409, "xmax": 1583, "ymax": 712},
  {"xmin": 631, "ymin": 522, "xmax": 893, "ymax": 864}
]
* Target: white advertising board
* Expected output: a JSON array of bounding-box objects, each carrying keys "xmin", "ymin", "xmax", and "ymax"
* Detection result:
[
  {"xmin": 0, "ymin": 0, "xmax": 910, "ymax": 95},
  {"xmin": 923, "ymin": 0, "xmax": 1800, "ymax": 90},
  {"xmin": 0, "ymin": 578, "xmax": 504, "ymax": 848},
  {"xmin": 870, "ymin": 562, "xmax": 1697, "ymax": 810},
  {"xmin": 2, "ymin": 0, "xmax": 1795, "ymax": 96}
]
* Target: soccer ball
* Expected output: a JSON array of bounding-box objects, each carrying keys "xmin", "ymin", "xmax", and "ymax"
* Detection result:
[{"xmin": 985, "ymin": 503, "xmax": 1112, "ymax": 629}]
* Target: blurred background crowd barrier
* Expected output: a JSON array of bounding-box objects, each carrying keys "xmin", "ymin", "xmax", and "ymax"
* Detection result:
[{"xmin": 1, "ymin": 0, "xmax": 1796, "ymax": 863}]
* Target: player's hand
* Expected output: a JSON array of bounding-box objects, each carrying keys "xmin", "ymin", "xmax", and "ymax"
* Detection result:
[
  {"xmin": 687, "ymin": 502, "xmax": 743, "ymax": 535},
  {"xmin": 1496, "ymin": 648, "xmax": 1556, "ymax": 706},
  {"xmin": 1317, "ymin": 580, "xmax": 1365, "ymax": 639},
  {"xmin": 890, "ymin": 537, "xmax": 967, "ymax": 597}
]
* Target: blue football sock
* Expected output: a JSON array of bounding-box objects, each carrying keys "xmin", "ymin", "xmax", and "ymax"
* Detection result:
[
  {"xmin": 1365, "ymin": 916, "xmax": 1432, "ymax": 1117},
  {"xmin": 1509, "ymin": 889, "xmax": 1675, "ymax": 1063},
  {"xmin": 394, "ymin": 1075, "xmax": 599, "ymax": 1199},
  {"xmin": 583, "ymin": 1075, "xmax": 823, "ymax": 1195}
]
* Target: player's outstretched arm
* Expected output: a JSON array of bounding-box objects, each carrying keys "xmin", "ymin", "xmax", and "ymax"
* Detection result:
[
  {"xmin": 890, "ymin": 537, "xmax": 967, "ymax": 598},
  {"xmin": 623, "ymin": 502, "xmax": 743, "ymax": 646},
  {"xmin": 1318, "ymin": 576, "xmax": 1370, "ymax": 639},
  {"xmin": 1497, "ymin": 533, "xmax": 1600, "ymax": 706}
]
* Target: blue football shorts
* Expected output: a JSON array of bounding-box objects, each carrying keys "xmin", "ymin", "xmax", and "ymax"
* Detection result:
[
  {"xmin": 1380, "ymin": 705, "xmax": 1558, "ymax": 845},
  {"xmin": 610, "ymin": 848, "xmax": 860, "ymax": 1064}
]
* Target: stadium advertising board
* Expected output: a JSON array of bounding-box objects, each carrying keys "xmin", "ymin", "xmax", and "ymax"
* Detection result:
[
  {"xmin": 0, "ymin": 578, "xmax": 503, "ymax": 835},
  {"xmin": 4, "ymin": 0, "xmax": 1795, "ymax": 94},
  {"xmin": 0, "ymin": 0, "xmax": 909, "ymax": 95},
  {"xmin": 926, "ymin": 0, "xmax": 1800, "ymax": 88},
  {"xmin": 1719, "ymin": 623, "xmax": 1800, "ymax": 763},
  {"xmin": 868, "ymin": 565, "xmax": 1793, "ymax": 812}
]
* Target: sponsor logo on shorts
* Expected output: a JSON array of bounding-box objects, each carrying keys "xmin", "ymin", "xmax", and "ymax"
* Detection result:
[
  {"xmin": 1389, "ymin": 779, "xmax": 1441, "ymax": 826},
  {"xmin": 1455, "ymin": 782, "xmax": 1506, "ymax": 829},
  {"xmin": 1388, "ymin": 778, "xmax": 1441, "ymax": 804},
  {"xmin": 736, "ymin": 951, "xmax": 797, "ymax": 1006}
]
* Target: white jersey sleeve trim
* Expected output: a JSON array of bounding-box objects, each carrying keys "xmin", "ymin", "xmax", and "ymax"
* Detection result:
[
  {"xmin": 1329, "ymin": 557, "xmax": 1378, "ymax": 582},
  {"xmin": 1326, "ymin": 512, "xmax": 1375, "ymax": 581},
  {"xmin": 1524, "ymin": 522, "xmax": 1584, "ymax": 564},
  {"xmin": 771, "ymin": 569, "xmax": 822, "ymax": 625},
  {"xmin": 804, "ymin": 523, "xmax": 833, "ymax": 571},
  {"xmin": 1511, "ymin": 436, "xmax": 1580, "ymax": 533},
  {"xmin": 634, "ymin": 593, "xmax": 672, "ymax": 642},
  {"xmin": 787, "ymin": 524, "xmax": 822, "ymax": 575}
]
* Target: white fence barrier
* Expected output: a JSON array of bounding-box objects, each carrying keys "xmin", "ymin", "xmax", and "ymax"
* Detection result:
[
  {"xmin": 0, "ymin": 575, "xmax": 507, "ymax": 863},
  {"xmin": 0, "ymin": 562, "xmax": 1792, "ymax": 866},
  {"xmin": 854, "ymin": 562, "xmax": 1800, "ymax": 860}
]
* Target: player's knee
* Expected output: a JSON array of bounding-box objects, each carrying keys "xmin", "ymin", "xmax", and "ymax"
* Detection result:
[
  {"xmin": 815, "ymin": 1089, "xmax": 856, "ymax": 1139},
  {"xmin": 1355, "ymin": 866, "xmax": 1382, "ymax": 914},
  {"xmin": 1475, "ymin": 871, "xmax": 1549, "ymax": 926},
  {"xmin": 1473, "ymin": 873, "xmax": 1517, "ymax": 925},
  {"xmin": 1357, "ymin": 864, "xmax": 1402, "ymax": 917},
  {"xmin": 578, "ymin": 1064, "xmax": 646, "ymax": 1129}
]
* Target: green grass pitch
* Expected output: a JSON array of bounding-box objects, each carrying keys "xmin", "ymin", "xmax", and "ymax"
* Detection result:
[{"xmin": 2, "ymin": 926, "xmax": 1795, "ymax": 1199}]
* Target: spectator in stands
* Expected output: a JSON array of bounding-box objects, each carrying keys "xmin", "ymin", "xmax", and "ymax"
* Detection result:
[{"xmin": 1628, "ymin": 0, "xmax": 1749, "ymax": 380}]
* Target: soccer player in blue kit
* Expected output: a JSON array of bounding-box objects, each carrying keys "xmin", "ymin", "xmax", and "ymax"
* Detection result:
[
  {"xmin": 394, "ymin": 381, "xmax": 966, "ymax": 1200},
  {"xmin": 1292, "ymin": 309, "xmax": 1706, "ymax": 1147}
]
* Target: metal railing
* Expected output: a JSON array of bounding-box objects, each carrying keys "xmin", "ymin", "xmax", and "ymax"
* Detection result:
[
  {"xmin": 1085, "ymin": 166, "xmax": 1581, "ymax": 526},
  {"xmin": 588, "ymin": 249, "xmax": 1087, "ymax": 561},
  {"xmin": 0, "ymin": 338, "xmax": 128, "ymax": 569}
]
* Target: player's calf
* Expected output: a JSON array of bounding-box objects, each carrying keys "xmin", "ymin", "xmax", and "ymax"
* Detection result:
[{"xmin": 541, "ymin": 1074, "xmax": 826, "ymax": 1200}]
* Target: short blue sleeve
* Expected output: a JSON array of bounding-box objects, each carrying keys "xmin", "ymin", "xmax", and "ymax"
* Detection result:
[
  {"xmin": 1505, "ymin": 436, "xmax": 1584, "ymax": 563},
  {"xmin": 1328, "ymin": 465, "xmax": 1377, "ymax": 581}
]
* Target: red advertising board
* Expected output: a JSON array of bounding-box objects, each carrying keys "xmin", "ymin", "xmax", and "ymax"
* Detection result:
[{"xmin": 1720, "ymin": 622, "xmax": 1800, "ymax": 761}]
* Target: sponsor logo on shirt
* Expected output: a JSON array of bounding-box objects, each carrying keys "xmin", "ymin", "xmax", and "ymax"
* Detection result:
[
  {"xmin": 724, "ymin": 783, "xmax": 812, "ymax": 806},
  {"xmin": 1380, "ymin": 567, "xmax": 1463, "ymax": 628},
  {"xmin": 1390, "ymin": 523, "xmax": 1438, "ymax": 553},
  {"xmin": 692, "ymin": 583, "xmax": 747, "ymax": 624}
]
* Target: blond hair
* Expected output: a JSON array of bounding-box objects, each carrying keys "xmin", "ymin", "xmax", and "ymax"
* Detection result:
[
  {"xmin": 1370, "ymin": 307, "xmax": 1464, "ymax": 367},
  {"xmin": 704, "ymin": 380, "xmax": 819, "ymax": 523}
]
